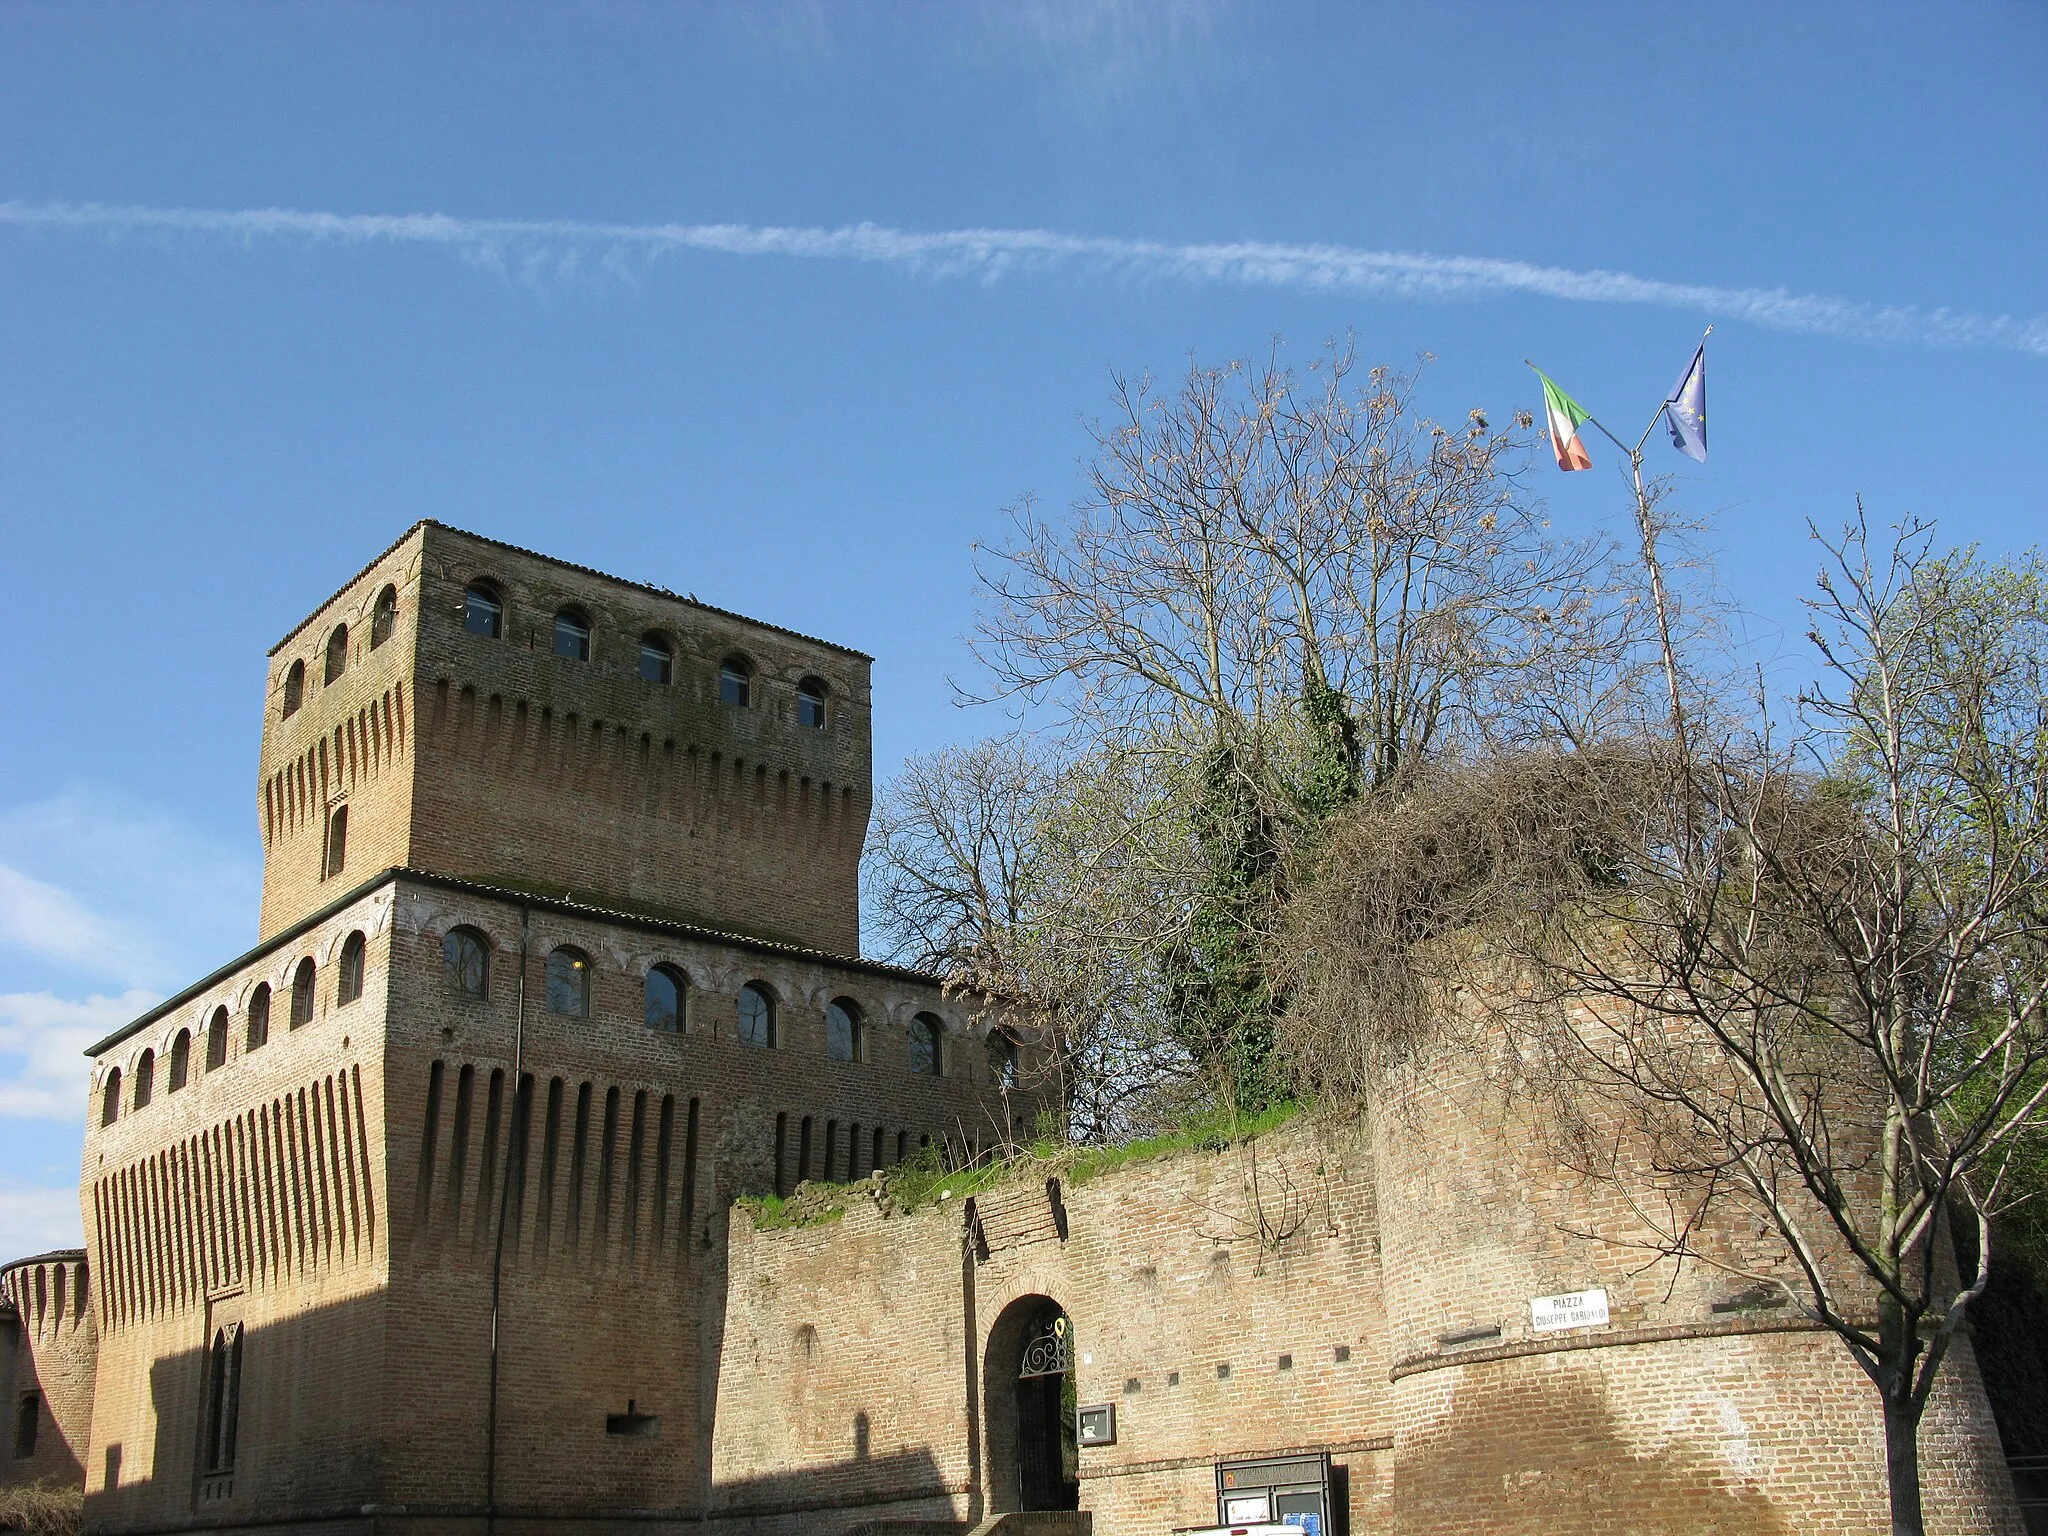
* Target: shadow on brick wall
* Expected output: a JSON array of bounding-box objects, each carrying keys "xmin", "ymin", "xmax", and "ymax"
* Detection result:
[{"xmin": 1395, "ymin": 1362, "xmax": 1795, "ymax": 1536}]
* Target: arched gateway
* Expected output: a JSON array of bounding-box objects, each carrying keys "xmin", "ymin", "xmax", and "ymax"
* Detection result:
[{"xmin": 983, "ymin": 1294, "xmax": 1080, "ymax": 1513}]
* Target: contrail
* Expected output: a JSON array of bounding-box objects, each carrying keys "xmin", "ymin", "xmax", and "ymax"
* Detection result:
[{"xmin": 3, "ymin": 198, "xmax": 2042, "ymax": 357}]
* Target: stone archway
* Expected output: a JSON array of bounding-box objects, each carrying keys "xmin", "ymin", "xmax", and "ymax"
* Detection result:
[{"xmin": 982, "ymin": 1293, "xmax": 1080, "ymax": 1513}]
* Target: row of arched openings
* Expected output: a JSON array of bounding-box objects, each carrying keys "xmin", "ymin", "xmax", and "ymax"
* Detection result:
[
  {"xmin": 282, "ymin": 587, "xmax": 398, "ymax": 718},
  {"xmin": 101, "ymin": 932, "xmax": 369, "ymax": 1127},
  {"xmin": 461, "ymin": 581, "xmax": 831, "ymax": 726},
  {"xmin": 440, "ymin": 925, "xmax": 1019, "ymax": 1084}
]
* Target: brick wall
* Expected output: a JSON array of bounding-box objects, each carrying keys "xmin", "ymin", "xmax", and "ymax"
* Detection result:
[
  {"xmin": 718, "ymin": 1112, "xmax": 2023, "ymax": 1536},
  {"xmin": 74, "ymin": 871, "xmax": 1045, "ymax": 1532},
  {"xmin": 1, "ymin": 1254, "xmax": 97, "ymax": 1490},
  {"xmin": 257, "ymin": 524, "xmax": 873, "ymax": 956}
]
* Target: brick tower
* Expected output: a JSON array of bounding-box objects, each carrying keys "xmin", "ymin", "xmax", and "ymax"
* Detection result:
[{"xmin": 72, "ymin": 525, "xmax": 1048, "ymax": 1535}]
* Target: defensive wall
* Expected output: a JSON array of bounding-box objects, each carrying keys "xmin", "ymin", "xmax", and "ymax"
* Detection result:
[
  {"xmin": 716, "ymin": 1100, "xmax": 2022, "ymax": 1536},
  {"xmin": 1, "ymin": 1251, "xmax": 97, "ymax": 1492}
]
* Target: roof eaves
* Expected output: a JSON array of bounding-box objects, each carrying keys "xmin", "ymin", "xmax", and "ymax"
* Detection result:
[
  {"xmin": 425, "ymin": 522, "xmax": 875, "ymax": 661},
  {"xmin": 269, "ymin": 521, "xmax": 431, "ymax": 657}
]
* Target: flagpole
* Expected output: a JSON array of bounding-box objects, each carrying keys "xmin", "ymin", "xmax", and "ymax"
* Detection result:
[{"xmin": 1525, "ymin": 342, "xmax": 1703, "ymax": 769}]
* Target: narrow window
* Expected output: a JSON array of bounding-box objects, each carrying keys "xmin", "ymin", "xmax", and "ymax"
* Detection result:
[
  {"xmin": 290, "ymin": 957, "xmax": 316, "ymax": 1028},
  {"xmin": 774, "ymin": 1112, "xmax": 788, "ymax": 1197},
  {"xmin": 206, "ymin": 1006, "xmax": 228, "ymax": 1070},
  {"xmin": 134, "ymin": 1049, "xmax": 155, "ymax": 1110},
  {"xmin": 101, "ymin": 1069, "xmax": 121, "ymax": 1127},
  {"xmin": 337, "ymin": 931, "xmax": 367, "ymax": 1006},
  {"xmin": 463, "ymin": 583, "xmax": 503, "ymax": 639},
  {"xmin": 639, "ymin": 634, "xmax": 674, "ymax": 684},
  {"xmin": 798, "ymin": 1116, "xmax": 814, "ymax": 1183},
  {"xmin": 13, "ymin": 1392, "xmax": 38, "ymax": 1459},
  {"xmin": 168, "ymin": 1029, "xmax": 191, "ymax": 1092},
  {"xmin": 553, "ymin": 607, "xmax": 591, "ymax": 662},
  {"xmin": 246, "ymin": 984, "xmax": 271, "ymax": 1051},
  {"xmin": 546, "ymin": 947, "xmax": 590, "ymax": 1018},
  {"xmin": 443, "ymin": 927, "xmax": 490, "ymax": 999},
  {"xmin": 282, "ymin": 659, "xmax": 305, "ymax": 719},
  {"xmin": 323, "ymin": 805, "xmax": 348, "ymax": 880},
  {"xmin": 896, "ymin": 1130, "xmax": 907, "ymax": 1164},
  {"xmin": 202, "ymin": 1326, "xmax": 242, "ymax": 1472},
  {"xmin": 645, "ymin": 965, "xmax": 685, "ymax": 1032},
  {"xmin": 825, "ymin": 998, "xmax": 861, "ymax": 1063},
  {"xmin": 796, "ymin": 677, "xmax": 828, "ymax": 729},
  {"xmin": 986, "ymin": 1030, "xmax": 1020, "ymax": 1089},
  {"xmin": 872, "ymin": 1126, "xmax": 885, "ymax": 1171},
  {"xmin": 370, "ymin": 585, "xmax": 398, "ymax": 648},
  {"xmin": 823, "ymin": 1119, "xmax": 838, "ymax": 1180},
  {"xmin": 736, "ymin": 982, "xmax": 775, "ymax": 1048},
  {"xmin": 909, "ymin": 1013, "xmax": 943, "ymax": 1076},
  {"xmin": 719, "ymin": 656, "xmax": 752, "ymax": 707},
  {"xmin": 324, "ymin": 623, "xmax": 349, "ymax": 685}
]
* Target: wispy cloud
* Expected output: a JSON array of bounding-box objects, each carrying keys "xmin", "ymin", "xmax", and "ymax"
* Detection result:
[
  {"xmin": 3, "ymin": 199, "xmax": 2042, "ymax": 357},
  {"xmin": 0, "ymin": 1183, "xmax": 87, "ymax": 1253},
  {"xmin": 0, "ymin": 866, "xmax": 134, "ymax": 977},
  {"xmin": 0, "ymin": 787, "xmax": 257, "ymax": 995},
  {"xmin": 0, "ymin": 989, "xmax": 154, "ymax": 1121}
]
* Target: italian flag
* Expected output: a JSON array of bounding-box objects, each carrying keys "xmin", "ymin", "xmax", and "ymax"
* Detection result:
[{"xmin": 1538, "ymin": 370, "xmax": 1594, "ymax": 471}]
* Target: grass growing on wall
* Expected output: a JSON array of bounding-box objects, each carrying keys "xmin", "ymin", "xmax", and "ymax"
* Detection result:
[
  {"xmin": 0, "ymin": 1482, "xmax": 83, "ymax": 1535},
  {"xmin": 740, "ymin": 1098, "xmax": 1306, "ymax": 1229}
]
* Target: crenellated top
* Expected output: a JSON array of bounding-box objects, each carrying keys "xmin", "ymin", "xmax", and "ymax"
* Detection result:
[{"xmin": 1, "ymin": 1251, "xmax": 89, "ymax": 1337}]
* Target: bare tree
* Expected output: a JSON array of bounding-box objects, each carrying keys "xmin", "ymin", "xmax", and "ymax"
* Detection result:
[
  {"xmin": 1284, "ymin": 516, "xmax": 2048, "ymax": 1536},
  {"xmin": 969, "ymin": 344, "xmax": 1654, "ymax": 792},
  {"xmin": 960, "ymin": 343, "xmax": 1661, "ymax": 1105},
  {"xmin": 864, "ymin": 734, "xmax": 1206, "ymax": 1140}
]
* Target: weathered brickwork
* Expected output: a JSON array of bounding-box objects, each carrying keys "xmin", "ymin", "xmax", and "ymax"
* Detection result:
[
  {"xmin": 17, "ymin": 525, "xmax": 2023, "ymax": 1535},
  {"xmin": 72, "ymin": 867, "xmax": 1041, "ymax": 1532},
  {"xmin": 719, "ymin": 1114, "xmax": 2023, "ymax": 1536},
  {"xmin": 1, "ymin": 1252, "xmax": 98, "ymax": 1490},
  {"xmin": 259, "ymin": 523, "xmax": 872, "ymax": 955}
]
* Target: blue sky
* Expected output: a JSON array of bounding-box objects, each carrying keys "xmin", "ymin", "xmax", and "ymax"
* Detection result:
[{"xmin": 2, "ymin": 1, "xmax": 2042, "ymax": 1250}]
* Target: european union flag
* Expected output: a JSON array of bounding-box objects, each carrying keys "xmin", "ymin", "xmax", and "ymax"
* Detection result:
[{"xmin": 1664, "ymin": 342, "xmax": 1707, "ymax": 463}]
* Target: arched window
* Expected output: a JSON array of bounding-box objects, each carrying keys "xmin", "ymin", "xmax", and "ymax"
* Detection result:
[
  {"xmin": 645, "ymin": 965, "xmax": 686, "ymax": 1032},
  {"xmin": 168, "ymin": 1029, "xmax": 191, "ymax": 1092},
  {"xmin": 206, "ymin": 1006, "xmax": 229, "ymax": 1070},
  {"xmin": 986, "ymin": 1030, "xmax": 1020, "ymax": 1089},
  {"xmin": 826, "ymin": 998, "xmax": 862, "ymax": 1063},
  {"xmin": 719, "ymin": 656, "xmax": 752, "ymax": 707},
  {"xmin": 337, "ymin": 931, "xmax": 367, "ymax": 1005},
  {"xmin": 203, "ymin": 1324, "xmax": 242, "ymax": 1473},
  {"xmin": 324, "ymin": 624, "xmax": 349, "ymax": 685},
  {"xmin": 246, "ymin": 984, "xmax": 270, "ymax": 1050},
  {"xmin": 546, "ymin": 947, "xmax": 590, "ymax": 1017},
  {"xmin": 134, "ymin": 1049, "xmax": 155, "ymax": 1109},
  {"xmin": 282, "ymin": 660, "xmax": 305, "ymax": 719},
  {"xmin": 553, "ymin": 607, "xmax": 591, "ymax": 662},
  {"xmin": 464, "ymin": 582, "xmax": 503, "ymax": 639},
  {"xmin": 371, "ymin": 585, "xmax": 398, "ymax": 648},
  {"xmin": 290, "ymin": 957, "xmax": 316, "ymax": 1028},
  {"xmin": 101, "ymin": 1069, "xmax": 121, "ymax": 1127},
  {"xmin": 322, "ymin": 805, "xmax": 348, "ymax": 880},
  {"xmin": 737, "ymin": 982, "xmax": 775, "ymax": 1048},
  {"xmin": 443, "ymin": 927, "xmax": 490, "ymax": 999},
  {"xmin": 797, "ymin": 677, "xmax": 829, "ymax": 729},
  {"xmin": 909, "ymin": 1013, "xmax": 943, "ymax": 1076},
  {"xmin": 639, "ymin": 634, "xmax": 674, "ymax": 684}
]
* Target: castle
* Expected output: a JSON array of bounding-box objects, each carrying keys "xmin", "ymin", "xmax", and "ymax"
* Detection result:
[{"xmin": 1, "ymin": 525, "xmax": 2025, "ymax": 1534}]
